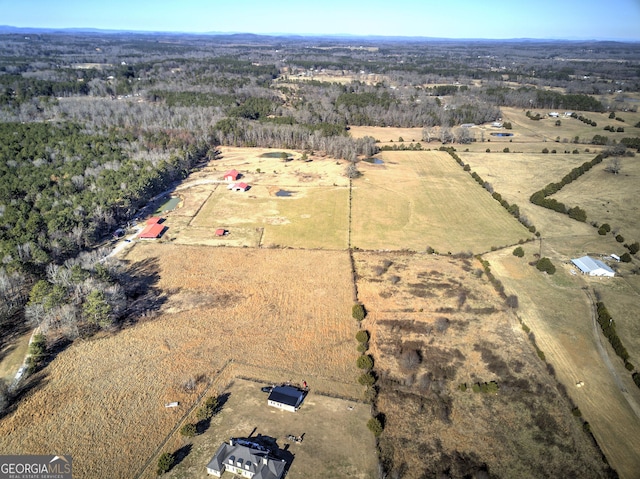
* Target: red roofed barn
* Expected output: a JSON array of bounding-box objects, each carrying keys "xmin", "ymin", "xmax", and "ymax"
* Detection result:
[
  {"xmin": 224, "ymin": 169, "xmax": 240, "ymax": 182},
  {"xmin": 138, "ymin": 223, "xmax": 165, "ymax": 239}
]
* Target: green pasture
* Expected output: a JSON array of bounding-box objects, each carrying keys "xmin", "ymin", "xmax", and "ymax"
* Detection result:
[
  {"xmin": 190, "ymin": 184, "xmax": 349, "ymax": 249},
  {"xmin": 350, "ymin": 150, "xmax": 531, "ymax": 253}
]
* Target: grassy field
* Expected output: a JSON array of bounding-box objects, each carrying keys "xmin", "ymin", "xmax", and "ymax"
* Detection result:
[
  {"xmin": 157, "ymin": 147, "xmax": 351, "ymax": 249},
  {"xmin": 551, "ymin": 155, "xmax": 640, "ymax": 242},
  {"xmin": 0, "ymin": 246, "xmax": 360, "ymax": 479},
  {"xmin": 351, "ymin": 150, "xmax": 531, "ymax": 253},
  {"xmin": 348, "ymin": 126, "xmax": 424, "ymax": 144},
  {"xmin": 158, "ymin": 378, "xmax": 377, "ymax": 479},
  {"xmin": 185, "ymin": 183, "xmax": 349, "ymax": 249},
  {"xmin": 486, "ymin": 247, "xmax": 640, "ymax": 479},
  {"xmin": 354, "ymin": 251, "xmax": 616, "ymax": 478},
  {"xmin": 459, "ymin": 150, "xmax": 604, "ymax": 238}
]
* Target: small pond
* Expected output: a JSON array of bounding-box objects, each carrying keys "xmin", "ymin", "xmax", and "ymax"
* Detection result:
[
  {"xmin": 275, "ymin": 190, "xmax": 293, "ymax": 197},
  {"xmin": 260, "ymin": 151, "xmax": 290, "ymax": 158},
  {"xmin": 156, "ymin": 196, "xmax": 180, "ymax": 213},
  {"xmin": 363, "ymin": 157, "xmax": 384, "ymax": 164},
  {"xmin": 490, "ymin": 133, "xmax": 514, "ymax": 137}
]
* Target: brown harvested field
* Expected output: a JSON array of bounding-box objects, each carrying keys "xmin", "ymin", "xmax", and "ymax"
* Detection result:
[
  {"xmin": 486, "ymin": 247, "xmax": 640, "ymax": 479},
  {"xmin": 349, "ymin": 126, "xmax": 424, "ymax": 144},
  {"xmin": 354, "ymin": 251, "xmax": 616, "ymax": 478},
  {"xmin": 351, "ymin": 150, "xmax": 531, "ymax": 253},
  {"xmin": 0, "ymin": 246, "xmax": 360, "ymax": 478},
  {"xmin": 158, "ymin": 378, "xmax": 377, "ymax": 479}
]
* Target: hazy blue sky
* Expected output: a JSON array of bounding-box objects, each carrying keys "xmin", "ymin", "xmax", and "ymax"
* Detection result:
[{"xmin": 2, "ymin": 0, "xmax": 640, "ymax": 40}]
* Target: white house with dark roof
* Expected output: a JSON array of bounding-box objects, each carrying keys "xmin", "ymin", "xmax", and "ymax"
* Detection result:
[
  {"xmin": 571, "ymin": 256, "xmax": 615, "ymax": 277},
  {"xmin": 267, "ymin": 386, "xmax": 305, "ymax": 412},
  {"xmin": 206, "ymin": 439, "xmax": 286, "ymax": 479}
]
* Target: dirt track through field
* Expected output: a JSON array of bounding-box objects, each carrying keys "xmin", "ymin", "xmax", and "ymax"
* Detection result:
[{"xmin": 585, "ymin": 288, "xmax": 640, "ymax": 419}]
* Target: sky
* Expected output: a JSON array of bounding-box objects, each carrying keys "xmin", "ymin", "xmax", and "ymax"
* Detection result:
[{"xmin": 1, "ymin": 0, "xmax": 640, "ymax": 41}]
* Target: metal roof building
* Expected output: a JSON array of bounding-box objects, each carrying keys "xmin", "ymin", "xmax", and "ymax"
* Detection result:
[
  {"xmin": 267, "ymin": 386, "xmax": 305, "ymax": 412},
  {"xmin": 571, "ymin": 256, "xmax": 615, "ymax": 277},
  {"xmin": 138, "ymin": 223, "xmax": 165, "ymax": 239}
]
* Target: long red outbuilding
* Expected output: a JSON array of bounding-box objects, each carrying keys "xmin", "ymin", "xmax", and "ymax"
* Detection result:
[{"xmin": 138, "ymin": 223, "xmax": 165, "ymax": 239}]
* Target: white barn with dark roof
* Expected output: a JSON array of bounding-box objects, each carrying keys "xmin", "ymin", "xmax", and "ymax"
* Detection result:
[
  {"xmin": 571, "ymin": 256, "xmax": 615, "ymax": 277},
  {"xmin": 267, "ymin": 386, "xmax": 305, "ymax": 412}
]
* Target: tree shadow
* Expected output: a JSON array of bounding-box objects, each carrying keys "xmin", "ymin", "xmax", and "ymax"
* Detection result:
[
  {"xmin": 171, "ymin": 444, "xmax": 192, "ymax": 469},
  {"xmin": 1, "ymin": 374, "xmax": 50, "ymax": 420},
  {"xmin": 116, "ymin": 257, "xmax": 169, "ymax": 328},
  {"xmin": 0, "ymin": 310, "xmax": 31, "ymax": 364},
  {"xmin": 197, "ymin": 392, "xmax": 230, "ymax": 435}
]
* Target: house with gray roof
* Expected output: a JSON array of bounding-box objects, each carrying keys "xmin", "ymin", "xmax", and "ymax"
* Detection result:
[
  {"xmin": 571, "ymin": 255, "xmax": 615, "ymax": 277},
  {"xmin": 206, "ymin": 438, "xmax": 286, "ymax": 479}
]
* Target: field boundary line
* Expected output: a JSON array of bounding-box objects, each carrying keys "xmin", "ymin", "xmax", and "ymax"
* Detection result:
[
  {"xmin": 133, "ymin": 358, "xmax": 235, "ymax": 479},
  {"xmin": 187, "ymin": 187, "xmax": 215, "ymax": 227},
  {"xmin": 236, "ymin": 375, "xmax": 364, "ymax": 403},
  {"xmin": 348, "ymin": 178, "xmax": 359, "ymax": 302}
]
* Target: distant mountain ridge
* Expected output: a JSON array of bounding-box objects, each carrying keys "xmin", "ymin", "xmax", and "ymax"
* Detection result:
[{"xmin": 1, "ymin": 25, "xmax": 636, "ymax": 43}]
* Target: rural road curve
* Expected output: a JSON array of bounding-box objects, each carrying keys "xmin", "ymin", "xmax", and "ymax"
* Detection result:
[{"xmin": 584, "ymin": 288, "xmax": 640, "ymax": 420}]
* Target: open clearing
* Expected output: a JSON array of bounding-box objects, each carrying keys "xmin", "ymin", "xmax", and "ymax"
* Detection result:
[
  {"xmin": 163, "ymin": 147, "xmax": 350, "ymax": 249},
  {"xmin": 487, "ymin": 247, "xmax": 640, "ymax": 479},
  {"xmin": 0, "ymin": 246, "xmax": 360, "ymax": 479},
  {"xmin": 351, "ymin": 150, "xmax": 531, "ymax": 253},
  {"xmin": 160, "ymin": 378, "xmax": 377, "ymax": 479},
  {"xmin": 1, "ymin": 136, "xmax": 638, "ymax": 478},
  {"xmin": 349, "ymin": 126, "xmax": 424, "ymax": 144},
  {"xmin": 354, "ymin": 251, "xmax": 615, "ymax": 478}
]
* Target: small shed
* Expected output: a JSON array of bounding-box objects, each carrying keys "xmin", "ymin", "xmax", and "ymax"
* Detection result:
[
  {"xmin": 231, "ymin": 182, "xmax": 249, "ymax": 192},
  {"xmin": 571, "ymin": 256, "xmax": 615, "ymax": 277},
  {"xmin": 215, "ymin": 228, "xmax": 227, "ymax": 237},
  {"xmin": 224, "ymin": 169, "xmax": 240, "ymax": 182},
  {"xmin": 147, "ymin": 217, "xmax": 163, "ymax": 225},
  {"xmin": 267, "ymin": 386, "xmax": 306, "ymax": 412}
]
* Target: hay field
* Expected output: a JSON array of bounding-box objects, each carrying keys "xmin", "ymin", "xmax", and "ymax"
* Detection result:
[
  {"xmin": 354, "ymin": 251, "xmax": 615, "ymax": 478},
  {"xmin": 351, "ymin": 150, "xmax": 531, "ymax": 253},
  {"xmin": 0, "ymin": 246, "xmax": 359, "ymax": 479},
  {"xmin": 551, "ymin": 155, "xmax": 640, "ymax": 241},
  {"xmin": 348, "ymin": 126, "xmax": 424, "ymax": 144},
  {"xmin": 160, "ymin": 378, "xmax": 377, "ymax": 479},
  {"xmin": 486, "ymin": 247, "xmax": 640, "ymax": 479},
  {"xmin": 591, "ymin": 278, "xmax": 640, "ymax": 375},
  {"xmin": 458, "ymin": 151, "xmax": 618, "ymax": 242}
]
